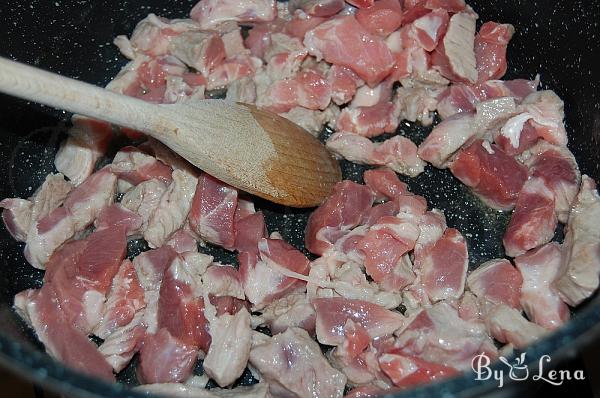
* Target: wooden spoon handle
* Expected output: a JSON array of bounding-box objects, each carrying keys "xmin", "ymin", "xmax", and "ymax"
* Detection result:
[{"xmin": 0, "ymin": 57, "xmax": 173, "ymax": 137}]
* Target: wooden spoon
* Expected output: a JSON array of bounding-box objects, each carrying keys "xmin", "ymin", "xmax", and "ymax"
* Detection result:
[{"xmin": 0, "ymin": 57, "xmax": 341, "ymax": 207}]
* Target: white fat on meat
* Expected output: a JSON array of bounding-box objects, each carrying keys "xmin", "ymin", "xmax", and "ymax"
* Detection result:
[
  {"xmin": 249, "ymin": 327, "xmax": 347, "ymax": 398},
  {"xmin": 202, "ymin": 264, "xmax": 245, "ymax": 299},
  {"xmin": 54, "ymin": 116, "xmax": 113, "ymax": 186},
  {"xmin": 225, "ymin": 77, "xmax": 257, "ymax": 104},
  {"xmin": 308, "ymin": 256, "xmax": 403, "ymax": 309},
  {"xmin": 280, "ymin": 104, "xmax": 340, "ymax": 137},
  {"xmin": 258, "ymin": 292, "xmax": 316, "ymax": 334},
  {"xmin": 0, "ymin": 173, "xmax": 72, "ymax": 242},
  {"xmin": 126, "ymin": 14, "xmax": 201, "ymax": 57},
  {"xmin": 121, "ymin": 179, "xmax": 168, "ymax": 232},
  {"xmin": 191, "ymin": 0, "xmax": 277, "ymax": 30},
  {"xmin": 394, "ymin": 86, "xmax": 442, "ymax": 126},
  {"xmin": 203, "ymin": 307, "xmax": 252, "ymax": 387},
  {"xmin": 555, "ymin": 176, "xmax": 600, "ymax": 306},
  {"xmin": 326, "ymin": 133, "xmax": 425, "ymax": 177},
  {"xmin": 437, "ymin": 12, "xmax": 478, "ymax": 83},
  {"xmin": 482, "ymin": 302, "xmax": 547, "ymax": 349},
  {"xmin": 144, "ymin": 169, "xmax": 198, "ymax": 248},
  {"xmin": 418, "ymin": 96, "xmax": 516, "ymax": 168}
]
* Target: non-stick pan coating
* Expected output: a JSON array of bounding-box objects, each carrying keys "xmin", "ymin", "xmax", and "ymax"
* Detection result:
[{"xmin": 0, "ymin": 1, "xmax": 599, "ymax": 397}]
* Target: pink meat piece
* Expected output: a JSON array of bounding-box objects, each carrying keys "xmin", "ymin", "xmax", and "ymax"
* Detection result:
[
  {"xmin": 312, "ymin": 297, "xmax": 405, "ymax": 346},
  {"xmin": 418, "ymin": 96, "xmax": 517, "ymax": 168},
  {"xmin": 524, "ymin": 142, "xmax": 581, "ymax": 223},
  {"xmin": 244, "ymin": 21, "xmax": 284, "ymax": 59},
  {"xmin": 95, "ymin": 259, "xmax": 147, "ymax": 372},
  {"xmin": 515, "ymin": 243, "xmax": 570, "ymax": 330},
  {"xmin": 363, "ymin": 167, "xmax": 408, "ymax": 202},
  {"xmin": 123, "ymin": 14, "xmax": 201, "ymax": 57},
  {"xmin": 414, "ymin": 210, "xmax": 447, "ymax": 258},
  {"xmin": 289, "ymin": 0, "xmax": 345, "ymax": 17},
  {"xmin": 259, "ymin": 292, "xmax": 316, "ymax": 335},
  {"xmin": 357, "ymin": 216, "xmax": 419, "ymax": 284},
  {"xmin": 404, "ymin": 0, "xmax": 465, "ymax": 21},
  {"xmin": 203, "ymin": 264, "xmax": 245, "ymax": 299},
  {"xmin": 503, "ymin": 177, "xmax": 557, "ymax": 257},
  {"xmin": 436, "ymin": 78, "xmax": 539, "ymax": 119},
  {"xmin": 189, "ymin": 173, "xmax": 238, "ymax": 249},
  {"xmin": 94, "ymin": 259, "xmax": 146, "ymax": 338},
  {"xmin": 143, "ymin": 169, "xmax": 198, "ymax": 248},
  {"xmin": 249, "ymin": 327, "xmax": 347, "ymax": 398},
  {"xmin": 121, "ymin": 179, "xmax": 168, "ymax": 233},
  {"xmin": 335, "ymin": 101, "xmax": 399, "ymax": 138},
  {"xmin": 329, "ymin": 125, "xmax": 426, "ymax": 178},
  {"xmin": 54, "ymin": 117, "xmax": 113, "ymax": 186},
  {"xmin": 304, "ymin": 15, "xmax": 395, "ymax": 85},
  {"xmin": 409, "ymin": 8, "xmax": 450, "ymax": 51},
  {"xmin": 203, "ymin": 308, "xmax": 252, "ymax": 387},
  {"xmin": 157, "ymin": 255, "xmax": 211, "ymax": 352},
  {"xmin": 392, "ymin": 302, "xmax": 496, "ymax": 369},
  {"xmin": 262, "ymin": 69, "xmax": 332, "ymax": 113},
  {"xmin": 305, "ymin": 180, "xmax": 374, "ymax": 256},
  {"xmin": 239, "ymin": 238, "xmax": 310, "ymax": 309},
  {"xmin": 362, "ymin": 201, "xmax": 399, "ymax": 226},
  {"xmin": 138, "ymin": 328, "xmax": 198, "ymax": 384},
  {"xmin": 495, "ymin": 118, "xmax": 540, "ymax": 156},
  {"xmin": 482, "ymin": 303, "xmax": 547, "ymax": 349},
  {"xmin": 355, "ymin": 0, "xmax": 403, "ymax": 37},
  {"xmin": 474, "ymin": 22, "xmax": 514, "ymax": 83},
  {"xmin": 345, "ymin": 0, "xmax": 375, "ymax": 8},
  {"xmin": 94, "ymin": 204, "xmax": 143, "ymax": 237},
  {"xmin": 497, "ymin": 91, "xmax": 567, "ymax": 150},
  {"xmin": 327, "ymin": 65, "xmax": 364, "ymax": 105},
  {"xmin": 207, "ymin": 54, "xmax": 262, "ymax": 90},
  {"xmin": 44, "ymin": 225, "xmax": 128, "ymax": 333},
  {"xmin": 14, "ymin": 286, "xmax": 114, "ymax": 381},
  {"xmin": 166, "ymin": 229, "xmax": 198, "ymax": 253},
  {"xmin": 449, "ymin": 139, "xmax": 528, "ymax": 210},
  {"xmin": 466, "ymin": 258, "xmax": 522, "ymax": 309},
  {"xmin": 0, "ymin": 173, "xmax": 73, "ymax": 242},
  {"xmin": 234, "ymin": 211, "xmax": 267, "ymax": 254},
  {"xmin": 168, "ymin": 31, "xmax": 226, "ymax": 76},
  {"xmin": 190, "ymin": 0, "xmax": 277, "ymax": 29},
  {"xmin": 24, "ymin": 168, "xmax": 117, "ymax": 269},
  {"xmin": 111, "ymin": 146, "xmax": 173, "ymax": 188},
  {"xmin": 379, "ymin": 353, "xmax": 459, "ymax": 388},
  {"xmin": 555, "ymin": 176, "xmax": 600, "ymax": 306},
  {"xmin": 431, "ymin": 11, "xmax": 477, "ymax": 84},
  {"xmin": 350, "ymin": 79, "xmax": 393, "ymax": 108},
  {"xmin": 418, "ymin": 228, "xmax": 468, "ymax": 302},
  {"xmin": 284, "ymin": 12, "xmax": 327, "ymax": 40}
]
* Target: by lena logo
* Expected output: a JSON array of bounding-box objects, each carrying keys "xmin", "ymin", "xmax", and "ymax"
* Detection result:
[{"xmin": 471, "ymin": 352, "xmax": 585, "ymax": 388}]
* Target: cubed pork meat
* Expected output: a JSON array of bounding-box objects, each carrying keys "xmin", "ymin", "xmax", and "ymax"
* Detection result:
[
  {"xmin": 249, "ymin": 327, "xmax": 347, "ymax": 398},
  {"xmin": 327, "ymin": 65, "xmax": 364, "ymax": 105},
  {"xmin": 449, "ymin": 139, "xmax": 528, "ymax": 210},
  {"xmin": 289, "ymin": 0, "xmax": 346, "ymax": 18},
  {"xmin": 417, "ymin": 228, "xmax": 468, "ymax": 302},
  {"xmin": 168, "ymin": 31, "xmax": 226, "ymax": 76},
  {"xmin": 111, "ymin": 146, "xmax": 173, "ymax": 192},
  {"xmin": 418, "ymin": 96, "xmax": 517, "ymax": 168},
  {"xmin": 327, "ymin": 133, "xmax": 426, "ymax": 177},
  {"xmin": 394, "ymin": 85, "xmax": 442, "ymax": 126},
  {"xmin": 393, "ymin": 302, "xmax": 497, "ymax": 369},
  {"xmin": 304, "ymin": 15, "xmax": 395, "ymax": 86},
  {"xmin": 515, "ymin": 243, "xmax": 570, "ymax": 330},
  {"xmin": 121, "ymin": 179, "xmax": 168, "ymax": 232},
  {"xmin": 239, "ymin": 238, "xmax": 310, "ymax": 309},
  {"xmin": 203, "ymin": 264, "xmax": 245, "ymax": 299},
  {"xmin": 138, "ymin": 328, "xmax": 198, "ymax": 384},
  {"xmin": 305, "ymin": 180, "xmax": 374, "ymax": 255},
  {"xmin": 474, "ymin": 22, "xmax": 514, "ymax": 83},
  {"xmin": 355, "ymin": 0, "xmax": 403, "ymax": 37},
  {"xmin": 1, "ymin": 173, "xmax": 73, "ymax": 242},
  {"xmin": 482, "ymin": 302, "xmax": 547, "ymax": 349},
  {"xmin": 436, "ymin": 77, "xmax": 539, "ymax": 119},
  {"xmin": 14, "ymin": 286, "xmax": 114, "ymax": 380},
  {"xmin": 312, "ymin": 297, "xmax": 405, "ymax": 345},
  {"xmin": 431, "ymin": 11, "xmax": 478, "ymax": 84},
  {"xmin": 144, "ymin": 169, "xmax": 198, "ymax": 248},
  {"xmin": 258, "ymin": 292, "xmax": 316, "ymax": 334},
  {"xmin": 190, "ymin": 0, "xmax": 277, "ymax": 29},
  {"xmin": 54, "ymin": 116, "xmax": 113, "ymax": 186},
  {"xmin": 555, "ymin": 176, "xmax": 600, "ymax": 306},
  {"xmin": 189, "ymin": 174, "xmax": 238, "ymax": 249},
  {"xmin": 379, "ymin": 353, "xmax": 459, "ymax": 388},
  {"xmin": 363, "ymin": 167, "xmax": 408, "ymax": 202},
  {"xmin": 466, "ymin": 258, "xmax": 522, "ymax": 309},
  {"xmin": 24, "ymin": 167, "xmax": 117, "ymax": 269},
  {"xmin": 203, "ymin": 307, "xmax": 252, "ymax": 387}
]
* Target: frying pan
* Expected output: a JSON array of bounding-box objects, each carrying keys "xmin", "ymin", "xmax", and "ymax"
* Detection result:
[{"xmin": 0, "ymin": 0, "xmax": 599, "ymax": 397}]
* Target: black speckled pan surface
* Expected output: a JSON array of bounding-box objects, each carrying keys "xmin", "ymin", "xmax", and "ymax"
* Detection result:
[{"xmin": 0, "ymin": 1, "xmax": 599, "ymax": 397}]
